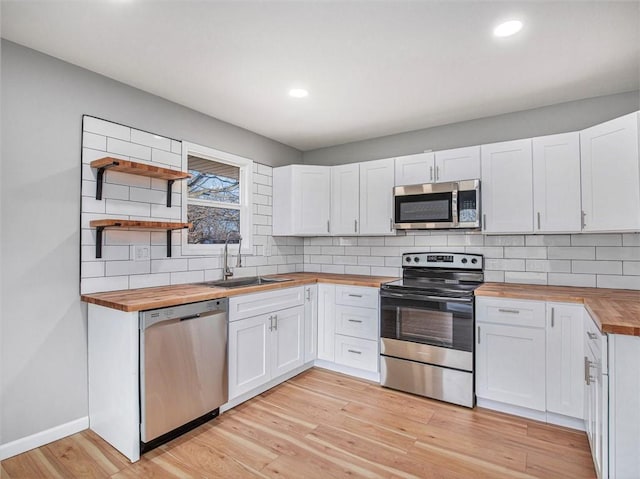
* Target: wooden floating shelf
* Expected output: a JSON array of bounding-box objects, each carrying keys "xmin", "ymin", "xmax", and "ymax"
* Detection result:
[
  {"xmin": 90, "ymin": 219, "xmax": 192, "ymax": 259},
  {"xmin": 90, "ymin": 157, "xmax": 190, "ymax": 206}
]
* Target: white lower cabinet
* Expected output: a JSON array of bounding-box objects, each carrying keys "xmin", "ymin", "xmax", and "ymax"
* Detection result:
[
  {"xmin": 546, "ymin": 303, "xmax": 584, "ymax": 419},
  {"xmin": 334, "ymin": 334, "xmax": 378, "ymax": 371},
  {"xmin": 476, "ymin": 320, "xmax": 546, "ymax": 411},
  {"xmin": 229, "ymin": 305, "xmax": 304, "ymax": 399},
  {"xmin": 317, "ymin": 283, "xmax": 336, "ymax": 361},
  {"xmin": 476, "ymin": 297, "xmax": 584, "ymax": 423}
]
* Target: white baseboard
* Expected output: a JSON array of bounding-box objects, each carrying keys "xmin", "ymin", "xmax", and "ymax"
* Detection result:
[
  {"xmin": 0, "ymin": 416, "xmax": 89, "ymax": 460},
  {"xmin": 477, "ymin": 398, "xmax": 585, "ymax": 431},
  {"xmin": 313, "ymin": 359, "xmax": 380, "ymax": 383}
]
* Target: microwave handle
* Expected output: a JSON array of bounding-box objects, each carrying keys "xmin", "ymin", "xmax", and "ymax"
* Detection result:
[{"xmin": 451, "ymin": 183, "xmax": 459, "ymax": 226}]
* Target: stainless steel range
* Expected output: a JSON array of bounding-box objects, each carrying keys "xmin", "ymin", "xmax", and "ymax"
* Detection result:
[{"xmin": 380, "ymin": 252, "xmax": 484, "ymax": 408}]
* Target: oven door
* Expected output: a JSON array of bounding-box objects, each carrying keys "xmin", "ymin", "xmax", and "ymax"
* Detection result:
[
  {"xmin": 380, "ymin": 290, "xmax": 474, "ymax": 353},
  {"xmin": 394, "ymin": 182, "xmax": 458, "ymax": 229}
]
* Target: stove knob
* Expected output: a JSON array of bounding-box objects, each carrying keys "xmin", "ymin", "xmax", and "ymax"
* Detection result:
[
  {"xmin": 471, "ymin": 258, "xmax": 478, "ymax": 264},
  {"xmin": 461, "ymin": 258, "xmax": 468, "ymax": 264},
  {"xmin": 414, "ymin": 257, "xmax": 420, "ymax": 263},
  {"xmin": 405, "ymin": 257, "xmax": 412, "ymax": 262}
]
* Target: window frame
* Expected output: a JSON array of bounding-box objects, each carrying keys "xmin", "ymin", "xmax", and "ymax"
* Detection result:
[{"xmin": 181, "ymin": 141, "xmax": 253, "ymax": 256}]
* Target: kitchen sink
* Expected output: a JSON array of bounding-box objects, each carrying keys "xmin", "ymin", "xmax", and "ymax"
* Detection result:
[{"xmin": 199, "ymin": 276, "xmax": 294, "ymax": 289}]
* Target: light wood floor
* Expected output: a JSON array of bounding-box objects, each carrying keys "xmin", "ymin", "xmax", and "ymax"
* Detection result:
[{"xmin": 1, "ymin": 368, "xmax": 596, "ymax": 478}]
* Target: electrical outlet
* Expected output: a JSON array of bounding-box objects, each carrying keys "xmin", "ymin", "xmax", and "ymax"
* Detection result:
[{"xmin": 132, "ymin": 244, "xmax": 150, "ymax": 262}]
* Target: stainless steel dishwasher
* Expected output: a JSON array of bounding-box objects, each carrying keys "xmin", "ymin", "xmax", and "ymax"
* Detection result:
[{"xmin": 139, "ymin": 298, "xmax": 228, "ymax": 452}]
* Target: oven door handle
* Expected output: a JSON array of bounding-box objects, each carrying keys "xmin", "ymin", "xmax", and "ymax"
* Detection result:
[{"xmin": 380, "ymin": 291, "xmax": 473, "ymax": 304}]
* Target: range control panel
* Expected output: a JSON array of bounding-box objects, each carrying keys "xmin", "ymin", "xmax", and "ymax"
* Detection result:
[{"xmin": 402, "ymin": 252, "xmax": 483, "ymax": 270}]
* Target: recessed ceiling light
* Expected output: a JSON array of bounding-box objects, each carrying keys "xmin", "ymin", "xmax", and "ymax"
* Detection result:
[
  {"xmin": 289, "ymin": 88, "xmax": 309, "ymax": 98},
  {"xmin": 493, "ymin": 20, "xmax": 523, "ymax": 38}
]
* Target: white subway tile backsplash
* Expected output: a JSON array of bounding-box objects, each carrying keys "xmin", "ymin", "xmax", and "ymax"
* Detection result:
[
  {"xmin": 107, "ymin": 170, "xmax": 151, "ymax": 188},
  {"xmin": 623, "ymin": 262, "xmax": 640, "ymax": 275},
  {"xmin": 447, "ymin": 234, "xmax": 484, "ymax": 246},
  {"xmin": 131, "ymin": 129, "xmax": 172, "ymax": 151},
  {"xmin": 414, "ymin": 235, "xmax": 449, "ymax": 246},
  {"xmin": 307, "ymin": 237, "xmax": 334, "ymax": 246},
  {"xmin": 623, "ymin": 233, "xmax": 640, "ymax": 246},
  {"xmin": 171, "ymin": 270, "xmax": 205, "ymax": 285},
  {"xmin": 150, "ymin": 204, "xmax": 182, "ymax": 219},
  {"xmin": 257, "ymin": 265, "xmax": 279, "ymax": 275},
  {"xmin": 504, "ymin": 247, "xmax": 547, "ymax": 259},
  {"xmin": 548, "ymin": 273, "xmax": 596, "ymax": 288},
  {"xmin": 82, "ymin": 132, "xmax": 107, "ymax": 151},
  {"xmin": 107, "ymin": 137, "xmax": 151, "ymax": 161},
  {"xmin": 572, "ymin": 260, "xmax": 622, "ymax": 275},
  {"xmin": 464, "ymin": 246, "xmax": 504, "ymax": 258},
  {"xmin": 357, "ymin": 237, "xmax": 385, "ymax": 246},
  {"xmin": 597, "ymin": 275, "xmax": 640, "ymax": 290},
  {"xmin": 303, "ymin": 263, "xmax": 323, "ymax": 273},
  {"xmin": 130, "ymin": 187, "xmax": 166, "ymax": 204},
  {"xmin": 129, "ymin": 273, "xmax": 170, "ymax": 289},
  {"xmin": 82, "ymin": 245, "xmax": 129, "ymax": 261},
  {"xmin": 82, "ymin": 181, "xmax": 130, "ymax": 201},
  {"xmin": 105, "ymin": 230, "xmax": 150, "ymax": 246},
  {"xmin": 277, "ymin": 264, "xmax": 298, "ymax": 274},
  {"xmin": 525, "ymin": 260, "xmax": 572, "ymax": 273},
  {"xmin": 504, "ymin": 271, "xmax": 548, "ymax": 285},
  {"xmin": 151, "ymin": 258, "xmax": 188, "ymax": 273},
  {"xmin": 357, "ymin": 256, "xmax": 385, "ymax": 267},
  {"xmin": 152, "ymin": 149, "xmax": 182, "ymax": 168},
  {"xmin": 84, "ymin": 117, "xmax": 130, "ymax": 141},
  {"xmin": 596, "ymin": 247, "xmax": 640, "ymax": 261},
  {"xmin": 80, "ymin": 276, "xmax": 129, "ymax": 294},
  {"xmin": 333, "ymin": 256, "xmax": 358, "ymax": 265},
  {"xmin": 548, "ymin": 246, "xmax": 596, "ymax": 260},
  {"xmin": 106, "ymin": 260, "xmax": 151, "ymax": 276},
  {"xmin": 81, "ymin": 262, "xmax": 105, "ymax": 278},
  {"xmin": 321, "ymin": 246, "xmax": 345, "ymax": 255},
  {"xmin": 188, "ymin": 257, "xmax": 220, "ymax": 270},
  {"xmin": 571, "ymin": 234, "xmax": 622, "ymax": 246},
  {"xmin": 106, "ymin": 199, "xmax": 151, "ymax": 217},
  {"xmin": 484, "ymin": 271, "xmax": 505, "ymax": 282},
  {"xmin": 371, "ymin": 266, "xmax": 401, "ymax": 277},
  {"xmin": 485, "ymin": 259, "xmax": 525, "ymax": 271},
  {"xmin": 525, "ymin": 235, "xmax": 571, "ymax": 246},
  {"xmin": 82, "ymin": 197, "xmax": 106, "ymax": 214},
  {"xmin": 82, "ymin": 147, "xmax": 129, "ymax": 165},
  {"xmin": 384, "ymin": 236, "xmax": 415, "ymax": 246},
  {"xmin": 321, "ymin": 264, "xmax": 345, "ymax": 274},
  {"xmin": 485, "ymin": 235, "xmax": 525, "ymax": 246},
  {"xmin": 345, "ymin": 265, "xmax": 372, "ymax": 275}
]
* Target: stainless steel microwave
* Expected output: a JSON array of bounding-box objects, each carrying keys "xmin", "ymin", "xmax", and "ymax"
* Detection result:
[{"xmin": 393, "ymin": 179, "xmax": 481, "ymax": 230}]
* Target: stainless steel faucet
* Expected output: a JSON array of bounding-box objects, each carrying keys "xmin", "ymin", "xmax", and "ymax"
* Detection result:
[{"xmin": 223, "ymin": 231, "xmax": 242, "ymax": 280}]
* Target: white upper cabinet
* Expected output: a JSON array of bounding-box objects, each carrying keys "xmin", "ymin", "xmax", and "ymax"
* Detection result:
[
  {"xmin": 273, "ymin": 165, "xmax": 331, "ymax": 236},
  {"xmin": 394, "ymin": 152, "xmax": 434, "ymax": 186},
  {"xmin": 434, "ymin": 145, "xmax": 481, "ymax": 183},
  {"xmin": 580, "ymin": 112, "xmax": 640, "ymax": 232},
  {"xmin": 359, "ymin": 158, "xmax": 395, "ymax": 235},
  {"xmin": 532, "ymin": 132, "xmax": 582, "ymax": 233},
  {"xmin": 481, "ymin": 139, "xmax": 534, "ymax": 233},
  {"xmin": 394, "ymin": 147, "xmax": 480, "ymax": 186},
  {"xmin": 330, "ymin": 164, "xmax": 360, "ymax": 235}
]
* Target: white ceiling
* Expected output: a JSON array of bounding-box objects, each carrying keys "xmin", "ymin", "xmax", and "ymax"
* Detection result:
[{"xmin": 1, "ymin": 1, "xmax": 639, "ymax": 151}]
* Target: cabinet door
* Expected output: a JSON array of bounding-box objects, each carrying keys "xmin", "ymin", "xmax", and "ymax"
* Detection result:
[
  {"xmin": 476, "ymin": 322, "xmax": 546, "ymax": 411},
  {"xmin": 394, "ymin": 152, "xmax": 434, "ymax": 186},
  {"xmin": 481, "ymin": 139, "xmax": 533, "ymax": 233},
  {"xmin": 546, "ymin": 303, "xmax": 584, "ymax": 419},
  {"xmin": 533, "ymin": 133, "xmax": 582, "ymax": 233},
  {"xmin": 317, "ymin": 283, "xmax": 336, "ymax": 361},
  {"xmin": 304, "ymin": 285, "xmax": 318, "ymax": 362},
  {"xmin": 434, "ymin": 146, "xmax": 481, "ymax": 182},
  {"xmin": 271, "ymin": 306, "xmax": 305, "ymax": 378},
  {"xmin": 296, "ymin": 166, "xmax": 332, "ymax": 235},
  {"xmin": 359, "ymin": 158, "xmax": 395, "ymax": 235},
  {"xmin": 228, "ymin": 315, "xmax": 270, "ymax": 399},
  {"xmin": 331, "ymin": 164, "xmax": 360, "ymax": 235},
  {"xmin": 580, "ymin": 112, "xmax": 640, "ymax": 232}
]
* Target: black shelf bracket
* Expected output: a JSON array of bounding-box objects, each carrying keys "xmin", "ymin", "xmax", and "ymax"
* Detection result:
[
  {"xmin": 167, "ymin": 230, "xmax": 172, "ymax": 258},
  {"xmin": 167, "ymin": 179, "xmax": 175, "ymax": 207},
  {"xmin": 95, "ymin": 161, "xmax": 119, "ymax": 200},
  {"xmin": 95, "ymin": 226, "xmax": 105, "ymax": 258}
]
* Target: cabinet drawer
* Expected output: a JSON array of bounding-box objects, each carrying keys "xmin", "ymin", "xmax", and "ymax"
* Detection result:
[
  {"xmin": 335, "ymin": 285, "xmax": 379, "ymax": 309},
  {"xmin": 476, "ymin": 297, "xmax": 545, "ymax": 328},
  {"xmin": 334, "ymin": 335, "xmax": 379, "ymax": 372},
  {"xmin": 229, "ymin": 286, "xmax": 304, "ymax": 321},
  {"xmin": 335, "ymin": 305, "xmax": 378, "ymax": 340}
]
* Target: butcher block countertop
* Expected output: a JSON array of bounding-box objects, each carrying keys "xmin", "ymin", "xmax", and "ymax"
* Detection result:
[
  {"xmin": 476, "ymin": 283, "xmax": 640, "ymax": 337},
  {"xmin": 81, "ymin": 273, "xmax": 397, "ymax": 313}
]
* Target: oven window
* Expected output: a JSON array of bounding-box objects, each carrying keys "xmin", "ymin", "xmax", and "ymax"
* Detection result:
[
  {"xmin": 380, "ymin": 295, "xmax": 473, "ymax": 352},
  {"xmin": 395, "ymin": 192, "xmax": 453, "ymax": 224}
]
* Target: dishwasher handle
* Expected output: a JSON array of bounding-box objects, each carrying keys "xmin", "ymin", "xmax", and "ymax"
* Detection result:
[{"xmin": 140, "ymin": 298, "xmax": 228, "ymax": 330}]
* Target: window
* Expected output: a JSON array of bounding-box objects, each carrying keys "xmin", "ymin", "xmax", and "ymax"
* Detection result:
[{"xmin": 181, "ymin": 142, "xmax": 253, "ymax": 255}]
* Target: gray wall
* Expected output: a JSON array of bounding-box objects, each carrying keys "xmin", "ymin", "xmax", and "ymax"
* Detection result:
[
  {"xmin": 302, "ymin": 90, "xmax": 640, "ymax": 165},
  {"xmin": 0, "ymin": 40, "xmax": 301, "ymax": 446}
]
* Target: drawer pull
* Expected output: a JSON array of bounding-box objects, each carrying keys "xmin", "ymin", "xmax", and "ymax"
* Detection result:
[
  {"xmin": 550, "ymin": 307, "xmax": 555, "ymax": 328},
  {"xmin": 587, "ymin": 331, "xmax": 598, "ymax": 340},
  {"xmin": 498, "ymin": 308, "xmax": 520, "ymax": 314},
  {"xmin": 347, "ymin": 349, "xmax": 362, "ymax": 355},
  {"xmin": 347, "ymin": 319, "xmax": 363, "ymax": 323},
  {"xmin": 348, "ymin": 294, "xmax": 363, "ymax": 298}
]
